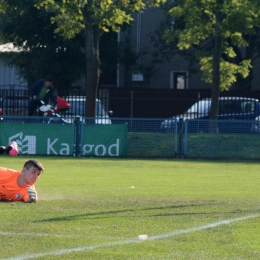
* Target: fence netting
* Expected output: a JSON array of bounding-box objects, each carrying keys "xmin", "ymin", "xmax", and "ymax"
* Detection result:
[
  {"xmin": 185, "ymin": 119, "xmax": 260, "ymax": 159},
  {"xmin": 0, "ymin": 116, "xmax": 260, "ymax": 159}
]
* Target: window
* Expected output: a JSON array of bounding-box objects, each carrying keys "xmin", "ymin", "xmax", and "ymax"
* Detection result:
[
  {"xmin": 219, "ymin": 101, "xmax": 237, "ymax": 114},
  {"xmin": 240, "ymin": 101, "xmax": 255, "ymax": 113},
  {"xmin": 170, "ymin": 71, "xmax": 188, "ymax": 89}
]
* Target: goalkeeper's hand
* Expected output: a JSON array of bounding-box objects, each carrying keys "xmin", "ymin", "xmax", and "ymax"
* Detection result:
[{"xmin": 27, "ymin": 186, "xmax": 37, "ymax": 203}]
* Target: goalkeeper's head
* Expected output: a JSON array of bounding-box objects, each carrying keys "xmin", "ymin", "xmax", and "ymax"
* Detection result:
[
  {"xmin": 22, "ymin": 160, "xmax": 44, "ymax": 185},
  {"xmin": 18, "ymin": 159, "xmax": 44, "ymax": 188},
  {"xmin": 24, "ymin": 160, "xmax": 44, "ymax": 174}
]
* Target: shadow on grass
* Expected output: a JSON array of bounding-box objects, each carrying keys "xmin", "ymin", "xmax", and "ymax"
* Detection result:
[{"xmin": 35, "ymin": 203, "xmax": 235, "ymax": 223}]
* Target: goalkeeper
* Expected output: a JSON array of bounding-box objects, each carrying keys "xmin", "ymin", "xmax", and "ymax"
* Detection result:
[{"xmin": 0, "ymin": 142, "xmax": 44, "ymax": 202}]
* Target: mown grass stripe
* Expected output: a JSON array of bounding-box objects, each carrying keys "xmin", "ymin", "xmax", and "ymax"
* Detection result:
[{"xmin": 6, "ymin": 214, "xmax": 259, "ymax": 260}]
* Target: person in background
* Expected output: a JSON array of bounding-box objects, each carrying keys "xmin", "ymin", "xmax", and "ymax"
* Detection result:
[
  {"xmin": 28, "ymin": 77, "xmax": 57, "ymax": 116},
  {"xmin": 0, "ymin": 142, "xmax": 44, "ymax": 203}
]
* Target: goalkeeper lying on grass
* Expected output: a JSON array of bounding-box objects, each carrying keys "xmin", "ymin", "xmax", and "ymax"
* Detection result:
[{"xmin": 0, "ymin": 142, "xmax": 44, "ymax": 203}]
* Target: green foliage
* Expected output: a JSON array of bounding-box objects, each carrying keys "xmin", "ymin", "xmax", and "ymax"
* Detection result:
[
  {"xmin": 200, "ymin": 57, "xmax": 252, "ymax": 91},
  {"xmin": 0, "ymin": 0, "xmax": 86, "ymax": 89},
  {"xmin": 165, "ymin": 0, "xmax": 260, "ymax": 90},
  {"xmin": 33, "ymin": 0, "xmax": 166, "ymax": 116},
  {"xmin": 139, "ymin": 3, "xmax": 200, "ymax": 77},
  {"xmin": 35, "ymin": 0, "xmax": 150, "ymax": 39}
]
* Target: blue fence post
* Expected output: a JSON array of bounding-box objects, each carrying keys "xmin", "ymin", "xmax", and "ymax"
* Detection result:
[
  {"xmin": 178, "ymin": 118, "xmax": 183, "ymax": 158},
  {"xmin": 184, "ymin": 121, "xmax": 188, "ymax": 157},
  {"xmin": 174, "ymin": 119, "xmax": 178, "ymax": 156},
  {"xmin": 74, "ymin": 116, "xmax": 81, "ymax": 157}
]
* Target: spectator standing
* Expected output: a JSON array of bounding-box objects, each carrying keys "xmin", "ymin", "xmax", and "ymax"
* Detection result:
[{"xmin": 28, "ymin": 77, "xmax": 57, "ymax": 116}]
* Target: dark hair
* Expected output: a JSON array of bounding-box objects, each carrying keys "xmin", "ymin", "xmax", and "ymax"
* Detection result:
[
  {"xmin": 45, "ymin": 77, "xmax": 53, "ymax": 83},
  {"xmin": 23, "ymin": 160, "xmax": 44, "ymax": 173}
]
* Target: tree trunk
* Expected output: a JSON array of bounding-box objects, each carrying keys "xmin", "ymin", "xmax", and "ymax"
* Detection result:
[
  {"xmin": 210, "ymin": 32, "xmax": 221, "ymax": 120},
  {"xmin": 209, "ymin": 8, "xmax": 222, "ymax": 132},
  {"xmin": 82, "ymin": 4, "xmax": 100, "ymax": 117}
]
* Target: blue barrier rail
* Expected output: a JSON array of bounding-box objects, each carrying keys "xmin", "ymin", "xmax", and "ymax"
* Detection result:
[{"xmin": 0, "ymin": 116, "xmax": 260, "ymax": 159}]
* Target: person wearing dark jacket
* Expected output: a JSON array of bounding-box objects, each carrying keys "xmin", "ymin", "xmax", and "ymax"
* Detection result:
[{"xmin": 28, "ymin": 77, "xmax": 57, "ymax": 116}]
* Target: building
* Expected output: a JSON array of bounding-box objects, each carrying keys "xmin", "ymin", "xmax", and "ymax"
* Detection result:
[
  {"xmin": 117, "ymin": 7, "xmax": 260, "ymax": 90},
  {"xmin": 1, "ymin": 7, "xmax": 260, "ymax": 91},
  {"xmin": 0, "ymin": 43, "xmax": 27, "ymax": 89}
]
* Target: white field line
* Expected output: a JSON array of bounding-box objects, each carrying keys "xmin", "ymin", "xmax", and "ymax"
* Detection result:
[{"xmin": 5, "ymin": 214, "xmax": 259, "ymax": 260}]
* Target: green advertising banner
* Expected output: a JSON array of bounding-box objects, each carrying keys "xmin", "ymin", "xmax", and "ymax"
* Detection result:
[
  {"xmin": 82, "ymin": 124, "xmax": 127, "ymax": 157},
  {"xmin": 0, "ymin": 123, "xmax": 74, "ymax": 155},
  {"xmin": 0, "ymin": 123, "xmax": 127, "ymax": 157}
]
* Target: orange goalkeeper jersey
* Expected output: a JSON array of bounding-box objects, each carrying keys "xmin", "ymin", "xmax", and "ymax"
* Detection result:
[{"xmin": 0, "ymin": 166, "xmax": 35, "ymax": 202}]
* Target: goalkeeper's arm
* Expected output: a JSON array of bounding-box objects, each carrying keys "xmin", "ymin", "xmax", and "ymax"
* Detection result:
[{"xmin": 27, "ymin": 186, "xmax": 38, "ymax": 203}]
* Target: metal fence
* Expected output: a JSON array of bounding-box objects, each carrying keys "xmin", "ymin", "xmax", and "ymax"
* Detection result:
[
  {"xmin": 3, "ymin": 88, "xmax": 260, "ymax": 119},
  {"xmin": 0, "ymin": 116, "xmax": 260, "ymax": 160},
  {"xmin": 184, "ymin": 119, "xmax": 260, "ymax": 159}
]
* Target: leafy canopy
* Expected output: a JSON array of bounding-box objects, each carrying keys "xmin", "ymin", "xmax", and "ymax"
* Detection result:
[
  {"xmin": 35, "ymin": 0, "xmax": 165, "ymax": 39},
  {"xmin": 0, "ymin": 0, "xmax": 86, "ymax": 88},
  {"xmin": 165, "ymin": 0, "xmax": 260, "ymax": 90}
]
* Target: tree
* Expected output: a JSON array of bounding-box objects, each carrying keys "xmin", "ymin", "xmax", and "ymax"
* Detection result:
[
  {"xmin": 226, "ymin": 30, "xmax": 260, "ymax": 94},
  {"xmin": 135, "ymin": 3, "xmax": 199, "ymax": 81},
  {"xmin": 165, "ymin": 0, "xmax": 260, "ymax": 119},
  {"xmin": 0, "ymin": 0, "xmax": 85, "ymax": 90},
  {"xmin": 34, "ymin": 0, "xmax": 164, "ymax": 117}
]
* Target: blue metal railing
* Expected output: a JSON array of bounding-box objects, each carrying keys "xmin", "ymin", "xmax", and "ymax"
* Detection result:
[{"xmin": 0, "ymin": 115, "xmax": 260, "ymax": 159}]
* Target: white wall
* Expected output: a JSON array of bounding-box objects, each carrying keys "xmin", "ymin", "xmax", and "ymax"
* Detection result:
[{"xmin": 0, "ymin": 60, "xmax": 27, "ymax": 88}]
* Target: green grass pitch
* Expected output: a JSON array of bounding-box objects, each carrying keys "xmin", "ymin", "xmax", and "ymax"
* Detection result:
[{"xmin": 0, "ymin": 156, "xmax": 260, "ymax": 259}]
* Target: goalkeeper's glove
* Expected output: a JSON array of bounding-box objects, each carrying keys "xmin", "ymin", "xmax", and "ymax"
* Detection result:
[{"xmin": 27, "ymin": 186, "xmax": 37, "ymax": 203}]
